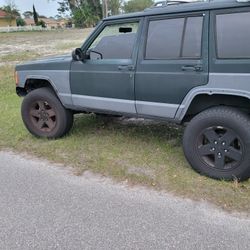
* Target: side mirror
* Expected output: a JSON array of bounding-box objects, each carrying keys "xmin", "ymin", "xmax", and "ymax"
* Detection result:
[{"xmin": 72, "ymin": 48, "xmax": 85, "ymax": 61}]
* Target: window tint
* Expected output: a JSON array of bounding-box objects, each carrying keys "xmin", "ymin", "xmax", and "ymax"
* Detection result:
[
  {"xmin": 216, "ymin": 12, "xmax": 250, "ymax": 59},
  {"xmin": 146, "ymin": 18, "xmax": 184, "ymax": 59},
  {"xmin": 182, "ymin": 16, "xmax": 203, "ymax": 58},
  {"xmin": 88, "ymin": 22, "xmax": 139, "ymax": 60},
  {"xmin": 145, "ymin": 16, "xmax": 203, "ymax": 60}
]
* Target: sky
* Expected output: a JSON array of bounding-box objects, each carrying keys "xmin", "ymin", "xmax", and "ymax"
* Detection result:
[
  {"xmin": 0, "ymin": 0, "xmax": 60, "ymax": 17},
  {"xmin": 0, "ymin": 0, "xmax": 197, "ymax": 18}
]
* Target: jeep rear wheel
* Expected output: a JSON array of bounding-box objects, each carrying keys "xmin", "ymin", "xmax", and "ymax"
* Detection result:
[
  {"xmin": 21, "ymin": 87, "xmax": 73, "ymax": 139},
  {"xmin": 183, "ymin": 107, "xmax": 250, "ymax": 181}
]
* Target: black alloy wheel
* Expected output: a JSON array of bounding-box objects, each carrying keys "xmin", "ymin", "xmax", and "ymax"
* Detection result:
[
  {"xmin": 196, "ymin": 126, "xmax": 243, "ymax": 171},
  {"xmin": 183, "ymin": 107, "xmax": 250, "ymax": 181}
]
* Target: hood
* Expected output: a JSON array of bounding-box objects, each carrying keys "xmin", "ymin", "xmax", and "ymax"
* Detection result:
[
  {"xmin": 31, "ymin": 54, "xmax": 72, "ymax": 63},
  {"xmin": 15, "ymin": 54, "xmax": 72, "ymax": 71}
]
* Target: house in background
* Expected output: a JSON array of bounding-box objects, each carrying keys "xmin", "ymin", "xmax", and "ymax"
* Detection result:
[
  {"xmin": 24, "ymin": 18, "xmax": 67, "ymax": 29},
  {"xmin": 24, "ymin": 18, "xmax": 35, "ymax": 26},
  {"xmin": 41, "ymin": 18, "xmax": 64, "ymax": 29},
  {"xmin": 0, "ymin": 9, "xmax": 16, "ymax": 27}
]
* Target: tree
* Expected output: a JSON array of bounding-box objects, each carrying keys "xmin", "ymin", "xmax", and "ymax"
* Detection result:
[
  {"xmin": 16, "ymin": 17, "xmax": 26, "ymax": 26},
  {"xmin": 67, "ymin": 0, "xmax": 78, "ymax": 12},
  {"xmin": 23, "ymin": 11, "xmax": 33, "ymax": 18},
  {"xmin": 123, "ymin": 0, "xmax": 153, "ymax": 13},
  {"xmin": 57, "ymin": 0, "xmax": 70, "ymax": 17},
  {"xmin": 85, "ymin": 0, "xmax": 102, "ymax": 19},
  {"xmin": 55, "ymin": 0, "xmax": 121, "ymax": 19},
  {"xmin": 72, "ymin": 2, "xmax": 100, "ymax": 28},
  {"xmin": 37, "ymin": 20, "xmax": 46, "ymax": 28},
  {"xmin": 108, "ymin": 0, "xmax": 121, "ymax": 16},
  {"xmin": 54, "ymin": 0, "xmax": 110, "ymax": 27},
  {"xmin": 66, "ymin": 0, "xmax": 102, "ymax": 28},
  {"xmin": 33, "ymin": 4, "xmax": 39, "ymax": 25},
  {"xmin": 56, "ymin": 0, "xmax": 101, "ymax": 27},
  {"xmin": 102, "ymin": 0, "xmax": 108, "ymax": 17}
]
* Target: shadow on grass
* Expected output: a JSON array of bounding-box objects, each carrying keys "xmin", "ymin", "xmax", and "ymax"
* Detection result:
[{"xmin": 72, "ymin": 113, "xmax": 184, "ymax": 148}]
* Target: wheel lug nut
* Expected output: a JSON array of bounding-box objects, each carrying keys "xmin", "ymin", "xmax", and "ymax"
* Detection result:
[
  {"xmin": 218, "ymin": 152, "xmax": 222, "ymax": 158},
  {"xmin": 211, "ymin": 147, "xmax": 215, "ymax": 151},
  {"xmin": 222, "ymin": 142, "xmax": 226, "ymax": 146},
  {"xmin": 224, "ymin": 149, "xmax": 228, "ymax": 153},
  {"xmin": 214, "ymin": 141, "xmax": 218, "ymax": 145}
]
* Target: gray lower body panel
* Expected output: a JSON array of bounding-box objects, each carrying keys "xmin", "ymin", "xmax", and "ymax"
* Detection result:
[{"xmin": 72, "ymin": 94, "xmax": 136, "ymax": 114}]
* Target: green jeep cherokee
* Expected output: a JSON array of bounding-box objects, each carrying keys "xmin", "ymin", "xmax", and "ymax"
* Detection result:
[{"xmin": 15, "ymin": 0, "xmax": 250, "ymax": 181}]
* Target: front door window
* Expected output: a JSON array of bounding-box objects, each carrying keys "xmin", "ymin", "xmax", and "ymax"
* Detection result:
[{"xmin": 87, "ymin": 22, "xmax": 139, "ymax": 60}]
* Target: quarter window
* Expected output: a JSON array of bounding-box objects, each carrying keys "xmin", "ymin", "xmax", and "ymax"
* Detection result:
[
  {"xmin": 216, "ymin": 12, "xmax": 250, "ymax": 59},
  {"xmin": 145, "ymin": 16, "xmax": 203, "ymax": 60}
]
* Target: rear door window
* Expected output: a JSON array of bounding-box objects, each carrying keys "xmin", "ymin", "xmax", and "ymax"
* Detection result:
[
  {"xmin": 145, "ymin": 16, "xmax": 203, "ymax": 60},
  {"xmin": 145, "ymin": 18, "xmax": 184, "ymax": 59},
  {"xmin": 182, "ymin": 16, "xmax": 203, "ymax": 58}
]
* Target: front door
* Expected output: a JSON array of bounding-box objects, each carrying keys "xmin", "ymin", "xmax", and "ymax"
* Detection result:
[
  {"xmin": 135, "ymin": 12, "xmax": 209, "ymax": 119},
  {"xmin": 70, "ymin": 19, "xmax": 142, "ymax": 114}
]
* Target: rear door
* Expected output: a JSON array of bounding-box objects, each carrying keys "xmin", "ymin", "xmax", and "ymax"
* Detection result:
[{"xmin": 135, "ymin": 12, "xmax": 209, "ymax": 119}]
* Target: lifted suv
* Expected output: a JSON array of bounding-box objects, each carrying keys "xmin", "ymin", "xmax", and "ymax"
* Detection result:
[{"xmin": 15, "ymin": 0, "xmax": 250, "ymax": 181}]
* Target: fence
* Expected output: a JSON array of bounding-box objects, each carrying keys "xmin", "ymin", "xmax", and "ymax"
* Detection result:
[{"xmin": 0, "ymin": 25, "xmax": 51, "ymax": 33}]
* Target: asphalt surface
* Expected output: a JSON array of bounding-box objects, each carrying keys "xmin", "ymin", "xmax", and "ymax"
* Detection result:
[{"xmin": 0, "ymin": 151, "xmax": 250, "ymax": 250}]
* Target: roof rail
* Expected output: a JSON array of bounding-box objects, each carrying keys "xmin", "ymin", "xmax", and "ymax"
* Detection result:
[
  {"xmin": 150, "ymin": 0, "xmax": 193, "ymax": 8},
  {"xmin": 145, "ymin": 0, "xmax": 207, "ymax": 10}
]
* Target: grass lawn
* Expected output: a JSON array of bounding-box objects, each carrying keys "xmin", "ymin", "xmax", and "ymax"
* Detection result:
[{"xmin": 1, "ymin": 30, "xmax": 250, "ymax": 213}]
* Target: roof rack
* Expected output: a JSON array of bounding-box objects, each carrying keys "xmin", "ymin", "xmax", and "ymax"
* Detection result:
[
  {"xmin": 146, "ymin": 0, "xmax": 206, "ymax": 10},
  {"xmin": 149, "ymin": 0, "xmax": 193, "ymax": 8}
]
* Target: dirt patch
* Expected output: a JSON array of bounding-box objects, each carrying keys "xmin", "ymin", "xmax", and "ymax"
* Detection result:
[{"xmin": 0, "ymin": 29, "xmax": 92, "ymax": 62}]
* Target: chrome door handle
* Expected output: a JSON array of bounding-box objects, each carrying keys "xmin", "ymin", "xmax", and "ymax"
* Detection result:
[
  {"xmin": 182, "ymin": 65, "xmax": 203, "ymax": 72},
  {"xmin": 118, "ymin": 65, "xmax": 135, "ymax": 71}
]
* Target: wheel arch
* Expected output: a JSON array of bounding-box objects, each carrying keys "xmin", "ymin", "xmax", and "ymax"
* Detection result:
[
  {"xmin": 16, "ymin": 76, "xmax": 58, "ymax": 97},
  {"xmin": 177, "ymin": 91, "xmax": 250, "ymax": 122}
]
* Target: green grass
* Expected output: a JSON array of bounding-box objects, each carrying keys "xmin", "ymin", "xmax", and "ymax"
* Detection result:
[
  {"xmin": 1, "ymin": 30, "xmax": 250, "ymax": 213},
  {"xmin": 56, "ymin": 41, "xmax": 83, "ymax": 50},
  {"xmin": 0, "ymin": 51, "xmax": 41, "ymax": 62}
]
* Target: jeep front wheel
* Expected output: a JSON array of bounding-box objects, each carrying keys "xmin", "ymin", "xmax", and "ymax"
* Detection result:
[
  {"xmin": 21, "ymin": 87, "xmax": 73, "ymax": 139},
  {"xmin": 183, "ymin": 107, "xmax": 250, "ymax": 181}
]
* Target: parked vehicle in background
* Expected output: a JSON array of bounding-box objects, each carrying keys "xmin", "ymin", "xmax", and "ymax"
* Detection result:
[{"xmin": 15, "ymin": 0, "xmax": 250, "ymax": 181}]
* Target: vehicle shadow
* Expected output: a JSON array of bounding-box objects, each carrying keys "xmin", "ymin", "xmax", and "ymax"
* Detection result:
[{"xmin": 71, "ymin": 114, "xmax": 184, "ymax": 148}]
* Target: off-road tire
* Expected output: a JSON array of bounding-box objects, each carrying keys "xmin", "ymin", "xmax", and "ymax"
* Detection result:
[
  {"xmin": 183, "ymin": 107, "xmax": 250, "ymax": 181},
  {"xmin": 21, "ymin": 87, "xmax": 73, "ymax": 139}
]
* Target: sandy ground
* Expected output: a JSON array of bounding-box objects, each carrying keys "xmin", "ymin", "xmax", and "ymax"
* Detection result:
[{"xmin": 0, "ymin": 28, "xmax": 93, "ymax": 64}]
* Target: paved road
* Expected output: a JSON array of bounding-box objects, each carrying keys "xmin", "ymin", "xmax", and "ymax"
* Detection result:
[{"xmin": 0, "ymin": 151, "xmax": 250, "ymax": 250}]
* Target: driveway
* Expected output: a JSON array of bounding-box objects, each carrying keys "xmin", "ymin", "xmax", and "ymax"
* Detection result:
[{"xmin": 0, "ymin": 151, "xmax": 249, "ymax": 250}]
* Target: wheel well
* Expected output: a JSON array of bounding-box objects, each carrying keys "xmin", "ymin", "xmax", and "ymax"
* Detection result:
[
  {"xmin": 17, "ymin": 78, "xmax": 56, "ymax": 96},
  {"xmin": 184, "ymin": 94, "xmax": 250, "ymax": 121}
]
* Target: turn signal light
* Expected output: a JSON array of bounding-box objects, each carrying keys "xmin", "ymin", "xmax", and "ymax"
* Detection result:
[{"xmin": 15, "ymin": 71, "xmax": 19, "ymax": 86}]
